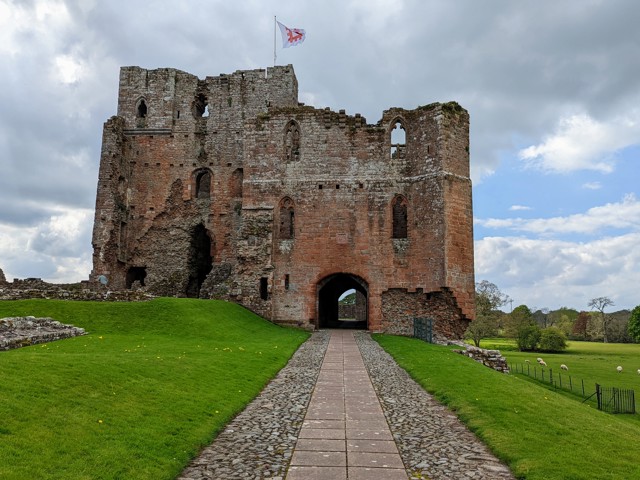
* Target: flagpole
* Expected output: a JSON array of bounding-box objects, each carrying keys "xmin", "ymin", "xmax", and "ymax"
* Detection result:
[{"xmin": 273, "ymin": 16, "xmax": 277, "ymax": 66}]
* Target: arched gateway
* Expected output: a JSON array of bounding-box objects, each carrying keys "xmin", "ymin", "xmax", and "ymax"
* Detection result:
[{"xmin": 317, "ymin": 273, "xmax": 368, "ymax": 329}]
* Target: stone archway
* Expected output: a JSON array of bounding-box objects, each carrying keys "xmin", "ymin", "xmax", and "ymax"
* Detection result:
[{"xmin": 317, "ymin": 273, "xmax": 368, "ymax": 329}]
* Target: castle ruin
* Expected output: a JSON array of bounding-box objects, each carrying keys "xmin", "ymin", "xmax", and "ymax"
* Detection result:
[{"xmin": 90, "ymin": 65, "xmax": 475, "ymax": 340}]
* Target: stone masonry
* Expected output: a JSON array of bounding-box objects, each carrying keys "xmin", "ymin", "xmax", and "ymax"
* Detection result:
[{"xmin": 90, "ymin": 65, "xmax": 475, "ymax": 339}]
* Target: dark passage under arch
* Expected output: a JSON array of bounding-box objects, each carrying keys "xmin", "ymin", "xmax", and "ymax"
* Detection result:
[
  {"xmin": 317, "ymin": 273, "xmax": 368, "ymax": 329},
  {"xmin": 186, "ymin": 224, "xmax": 213, "ymax": 298}
]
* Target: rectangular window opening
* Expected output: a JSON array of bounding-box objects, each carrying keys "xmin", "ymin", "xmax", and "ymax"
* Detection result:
[
  {"xmin": 318, "ymin": 184, "xmax": 323, "ymax": 190},
  {"xmin": 284, "ymin": 274, "xmax": 290, "ymax": 290},
  {"xmin": 260, "ymin": 277, "xmax": 269, "ymax": 300}
]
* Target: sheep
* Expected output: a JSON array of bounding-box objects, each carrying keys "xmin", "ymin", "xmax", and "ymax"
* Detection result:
[
  {"xmin": 539, "ymin": 360, "xmax": 547, "ymax": 367},
  {"xmin": 637, "ymin": 369, "xmax": 640, "ymax": 375},
  {"xmin": 525, "ymin": 359, "xmax": 530, "ymax": 363},
  {"xmin": 536, "ymin": 357, "xmax": 543, "ymax": 363},
  {"xmin": 560, "ymin": 364, "xmax": 569, "ymax": 371},
  {"xmin": 617, "ymin": 366, "xmax": 623, "ymax": 373}
]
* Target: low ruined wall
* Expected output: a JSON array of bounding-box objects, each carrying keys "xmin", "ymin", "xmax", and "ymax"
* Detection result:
[
  {"xmin": 450, "ymin": 343, "xmax": 510, "ymax": 374},
  {"xmin": 0, "ymin": 278, "xmax": 153, "ymax": 302},
  {"xmin": 0, "ymin": 317, "xmax": 86, "ymax": 351}
]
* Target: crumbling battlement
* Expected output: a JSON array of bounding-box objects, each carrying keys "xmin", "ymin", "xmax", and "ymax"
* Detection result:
[{"xmin": 90, "ymin": 64, "xmax": 475, "ymax": 339}]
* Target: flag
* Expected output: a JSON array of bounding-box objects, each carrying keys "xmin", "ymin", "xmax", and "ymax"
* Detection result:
[{"xmin": 277, "ymin": 21, "xmax": 306, "ymax": 48}]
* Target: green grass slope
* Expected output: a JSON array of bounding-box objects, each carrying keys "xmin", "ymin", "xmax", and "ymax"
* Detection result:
[
  {"xmin": 0, "ymin": 298, "xmax": 309, "ymax": 480},
  {"xmin": 375, "ymin": 334, "xmax": 640, "ymax": 480}
]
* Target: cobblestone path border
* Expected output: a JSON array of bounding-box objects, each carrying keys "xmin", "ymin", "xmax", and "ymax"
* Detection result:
[
  {"xmin": 354, "ymin": 331, "xmax": 515, "ymax": 480},
  {"xmin": 178, "ymin": 331, "xmax": 330, "ymax": 480}
]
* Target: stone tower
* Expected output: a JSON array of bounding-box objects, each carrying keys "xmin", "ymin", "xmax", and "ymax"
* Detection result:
[{"xmin": 91, "ymin": 65, "xmax": 475, "ymax": 341}]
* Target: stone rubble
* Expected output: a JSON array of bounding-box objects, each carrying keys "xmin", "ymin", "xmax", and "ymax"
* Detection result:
[
  {"xmin": 178, "ymin": 330, "xmax": 515, "ymax": 480},
  {"xmin": 0, "ymin": 316, "xmax": 86, "ymax": 350},
  {"xmin": 355, "ymin": 332, "xmax": 514, "ymax": 480},
  {"xmin": 449, "ymin": 342, "xmax": 510, "ymax": 373}
]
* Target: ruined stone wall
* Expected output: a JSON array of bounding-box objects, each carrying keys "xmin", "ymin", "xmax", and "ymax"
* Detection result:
[
  {"xmin": 380, "ymin": 288, "xmax": 469, "ymax": 342},
  {"xmin": 91, "ymin": 65, "xmax": 475, "ymax": 340}
]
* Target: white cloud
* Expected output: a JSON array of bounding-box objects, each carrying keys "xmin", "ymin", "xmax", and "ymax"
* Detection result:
[
  {"xmin": 477, "ymin": 194, "xmax": 640, "ymax": 235},
  {"xmin": 518, "ymin": 113, "xmax": 640, "ymax": 174},
  {"xmin": 509, "ymin": 205, "xmax": 532, "ymax": 211},
  {"xmin": 0, "ymin": 207, "xmax": 93, "ymax": 283},
  {"xmin": 52, "ymin": 54, "xmax": 85, "ymax": 84},
  {"xmin": 582, "ymin": 181, "xmax": 602, "ymax": 190},
  {"xmin": 476, "ymin": 233, "xmax": 640, "ymax": 310}
]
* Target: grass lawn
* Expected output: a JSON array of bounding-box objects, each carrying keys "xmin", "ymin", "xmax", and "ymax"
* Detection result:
[
  {"xmin": 375, "ymin": 334, "xmax": 640, "ymax": 480},
  {"xmin": 482, "ymin": 338, "xmax": 640, "ymax": 407},
  {"xmin": 0, "ymin": 298, "xmax": 309, "ymax": 480}
]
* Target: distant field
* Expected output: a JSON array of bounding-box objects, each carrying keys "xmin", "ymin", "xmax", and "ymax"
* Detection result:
[
  {"xmin": 0, "ymin": 298, "xmax": 309, "ymax": 480},
  {"xmin": 482, "ymin": 338, "xmax": 640, "ymax": 398},
  {"xmin": 376, "ymin": 334, "xmax": 640, "ymax": 480}
]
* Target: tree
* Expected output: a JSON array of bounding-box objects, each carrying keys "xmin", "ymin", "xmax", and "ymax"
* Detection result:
[
  {"xmin": 572, "ymin": 311, "xmax": 590, "ymax": 340},
  {"xmin": 505, "ymin": 304, "xmax": 534, "ymax": 338},
  {"xmin": 465, "ymin": 280, "xmax": 508, "ymax": 346},
  {"xmin": 539, "ymin": 327, "xmax": 568, "ymax": 352},
  {"xmin": 475, "ymin": 280, "xmax": 510, "ymax": 316},
  {"xmin": 588, "ymin": 297, "xmax": 614, "ymax": 343},
  {"xmin": 516, "ymin": 325, "xmax": 541, "ymax": 351},
  {"xmin": 628, "ymin": 305, "xmax": 640, "ymax": 343},
  {"xmin": 465, "ymin": 315, "xmax": 498, "ymax": 347}
]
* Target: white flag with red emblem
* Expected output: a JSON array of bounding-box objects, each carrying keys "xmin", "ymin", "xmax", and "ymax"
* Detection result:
[{"xmin": 277, "ymin": 21, "xmax": 306, "ymax": 48}]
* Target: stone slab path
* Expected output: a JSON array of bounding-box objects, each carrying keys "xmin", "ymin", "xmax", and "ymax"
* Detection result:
[
  {"xmin": 178, "ymin": 330, "xmax": 515, "ymax": 480},
  {"xmin": 286, "ymin": 329, "xmax": 407, "ymax": 480}
]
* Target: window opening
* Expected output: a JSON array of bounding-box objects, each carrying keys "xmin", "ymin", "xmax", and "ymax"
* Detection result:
[
  {"xmin": 195, "ymin": 170, "xmax": 211, "ymax": 199},
  {"xmin": 193, "ymin": 94, "xmax": 208, "ymax": 118},
  {"xmin": 137, "ymin": 99, "xmax": 147, "ymax": 118},
  {"xmin": 285, "ymin": 274, "xmax": 290, "ymax": 290},
  {"xmin": 392, "ymin": 195, "xmax": 408, "ymax": 239},
  {"xmin": 284, "ymin": 120, "xmax": 301, "ymax": 161},
  {"xmin": 260, "ymin": 277, "xmax": 269, "ymax": 300},
  {"xmin": 390, "ymin": 120, "xmax": 406, "ymax": 159},
  {"xmin": 279, "ymin": 197, "xmax": 295, "ymax": 239}
]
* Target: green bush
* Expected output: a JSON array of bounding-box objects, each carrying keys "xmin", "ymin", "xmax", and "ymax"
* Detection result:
[
  {"xmin": 538, "ymin": 326, "xmax": 568, "ymax": 352},
  {"xmin": 516, "ymin": 325, "xmax": 541, "ymax": 351}
]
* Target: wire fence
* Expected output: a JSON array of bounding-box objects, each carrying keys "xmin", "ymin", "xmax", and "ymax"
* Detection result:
[{"xmin": 511, "ymin": 362, "xmax": 636, "ymax": 414}]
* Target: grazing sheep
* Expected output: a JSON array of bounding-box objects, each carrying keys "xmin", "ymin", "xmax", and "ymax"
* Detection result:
[
  {"xmin": 560, "ymin": 364, "xmax": 568, "ymax": 371},
  {"xmin": 536, "ymin": 357, "xmax": 543, "ymax": 363},
  {"xmin": 617, "ymin": 366, "xmax": 623, "ymax": 373},
  {"xmin": 525, "ymin": 359, "xmax": 530, "ymax": 363},
  {"xmin": 539, "ymin": 360, "xmax": 547, "ymax": 367},
  {"xmin": 637, "ymin": 369, "xmax": 640, "ymax": 375}
]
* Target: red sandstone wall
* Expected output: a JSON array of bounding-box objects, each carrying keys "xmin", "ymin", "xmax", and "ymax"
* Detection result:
[{"xmin": 91, "ymin": 65, "xmax": 475, "ymax": 339}]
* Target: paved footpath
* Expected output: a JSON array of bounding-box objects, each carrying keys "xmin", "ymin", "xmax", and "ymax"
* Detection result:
[
  {"xmin": 286, "ymin": 330, "xmax": 407, "ymax": 480},
  {"xmin": 178, "ymin": 330, "xmax": 514, "ymax": 480}
]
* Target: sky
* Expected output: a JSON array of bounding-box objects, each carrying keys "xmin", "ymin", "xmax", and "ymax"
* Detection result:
[{"xmin": 1, "ymin": 0, "xmax": 639, "ymax": 312}]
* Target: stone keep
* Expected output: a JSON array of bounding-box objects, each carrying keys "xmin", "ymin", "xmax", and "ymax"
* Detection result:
[{"xmin": 91, "ymin": 65, "xmax": 475, "ymax": 341}]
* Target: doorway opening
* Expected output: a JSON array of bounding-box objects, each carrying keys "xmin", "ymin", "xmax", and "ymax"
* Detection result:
[
  {"xmin": 186, "ymin": 224, "xmax": 213, "ymax": 298},
  {"xmin": 317, "ymin": 273, "xmax": 368, "ymax": 329}
]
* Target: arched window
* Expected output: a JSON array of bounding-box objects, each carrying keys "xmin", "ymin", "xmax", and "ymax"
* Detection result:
[
  {"xmin": 392, "ymin": 195, "xmax": 408, "ymax": 239},
  {"xmin": 195, "ymin": 170, "xmax": 211, "ymax": 199},
  {"xmin": 284, "ymin": 120, "xmax": 301, "ymax": 162},
  {"xmin": 136, "ymin": 98, "xmax": 148, "ymax": 118},
  {"xmin": 390, "ymin": 119, "xmax": 406, "ymax": 159},
  {"xmin": 279, "ymin": 197, "xmax": 295, "ymax": 239}
]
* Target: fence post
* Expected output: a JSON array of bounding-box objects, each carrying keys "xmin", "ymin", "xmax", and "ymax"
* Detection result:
[{"xmin": 596, "ymin": 383, "xmax": 601, "ymax": 411}]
